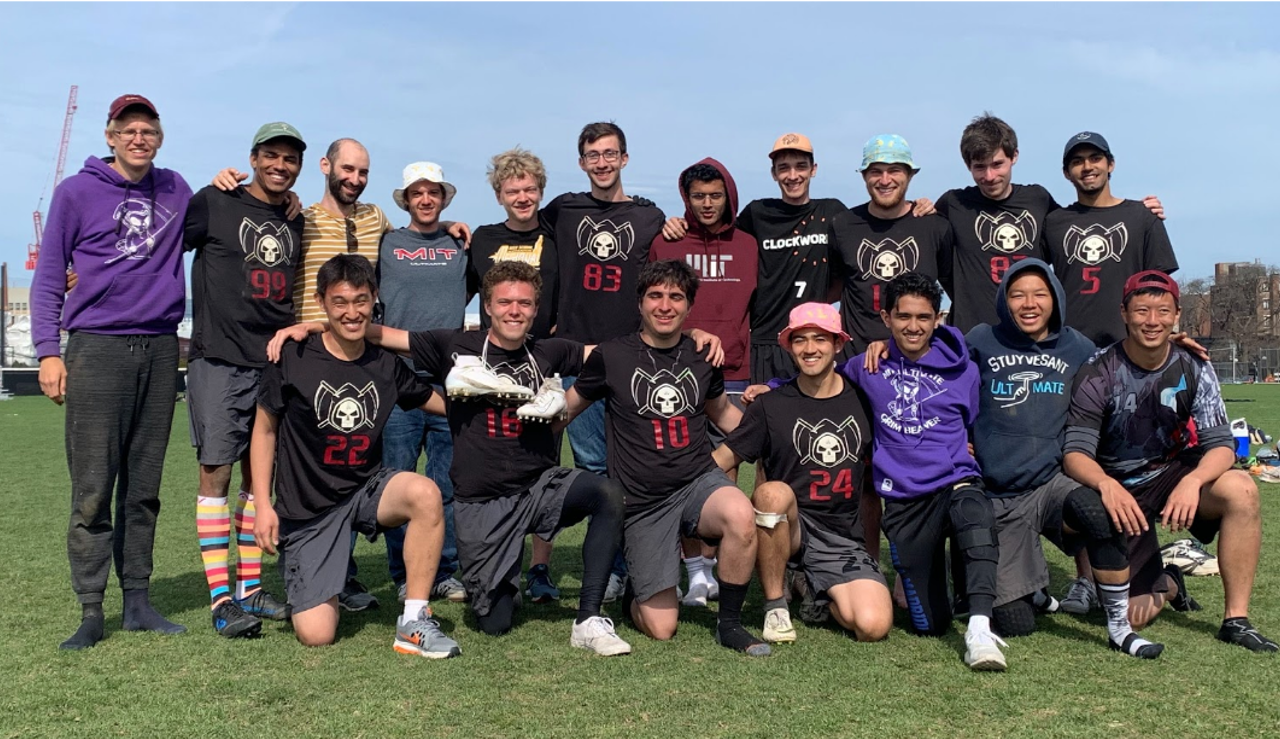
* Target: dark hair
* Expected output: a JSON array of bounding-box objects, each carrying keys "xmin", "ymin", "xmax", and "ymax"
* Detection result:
[
  {"xmin": 251, "ymin": 139, "xmax": 304, "ymax": 163},
  {"xmin": 578, "ymin": 122, "xmax": 626, "ymax": 156},
  {"xmin": 316, "ymin": 254, "xmax": 377, "ymax": 297},
  {"xmin": 481, "ymin": 260, "xmax": 543, "ymax": 305},
  {"xmin": 883, "ymin": 272, "xmax": 942, "ymax": 314},
  {"xmin": 679, "ymin": 163, "xmax": 724, "ymax": 195},
  {"xmin": 638, "ymin": 259, "xmax": 699, "ymax": 305},
  {"xmin": 959, "ymin": 112, "xmax": 1018, "ymax": 167},
  {"xmin": 771, "ymin": 150, "xmax": 814, "ymax": 168},
  {"xmin": 1123, "ymin": 286, "xmax": 1178, "ymax": 309}
]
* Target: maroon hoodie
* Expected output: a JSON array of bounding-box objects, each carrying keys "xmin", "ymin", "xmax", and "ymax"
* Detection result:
[{"xmin": 650, "ymin": 158, "xmax": 758, "ymax": 382}]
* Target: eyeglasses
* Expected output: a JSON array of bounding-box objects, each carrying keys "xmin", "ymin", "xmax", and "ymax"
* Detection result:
[
  {"xmin": 581, "ymin": 150, "xmax": 621, "ymax": 164},
  {"xmin": 688, "ymin": 192, "xmax": 725, "ymax": 203},
  {"xmin": 345, "ymin": 218, "xmax": 358, "ymax": 252},
  {"xmin": 112, "ymin": 128, "xmax": 161, "ymax": 142}
]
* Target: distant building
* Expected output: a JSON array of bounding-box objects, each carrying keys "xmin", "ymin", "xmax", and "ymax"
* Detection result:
[{"xmin": 1211, "ymin": 261, "xmax": 1280, "ymax": 340}]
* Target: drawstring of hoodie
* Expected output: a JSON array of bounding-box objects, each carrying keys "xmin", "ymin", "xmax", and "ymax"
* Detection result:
[{"xmin": 126, "ymin": 335, "xmax": 151, "ymax": 354}]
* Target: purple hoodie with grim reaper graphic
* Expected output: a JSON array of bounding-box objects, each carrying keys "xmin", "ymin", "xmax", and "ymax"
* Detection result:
[{"xmin": 32, "ymin": 156, "xmax": 191, "ymax": 358}]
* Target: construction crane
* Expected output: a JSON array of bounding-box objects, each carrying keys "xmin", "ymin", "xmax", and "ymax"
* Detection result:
[{"xmin": 26, "ymin": 85, "xmax": 78, "ymax": 271}]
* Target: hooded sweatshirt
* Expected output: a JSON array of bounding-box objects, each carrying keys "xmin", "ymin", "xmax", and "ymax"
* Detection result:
[
  {"xmin": 649, "ymin": 158, "xmax": 758, "ymax": 381},
  {"xmin": 841, "ymin": 324, "xmax": 981, "ymax": 500},
  {"xmin": 964, "ymin": 259, "xmax": 1097, "ymax": 496},
  {"xmin": 32, "ymin": 156, "xmax": 191, "ymax": 358}
]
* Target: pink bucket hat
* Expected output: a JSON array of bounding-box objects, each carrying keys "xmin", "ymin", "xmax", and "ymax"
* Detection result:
[{"xmin": 778, "ymin": 302, "xmax": 850, "ymax": 348}]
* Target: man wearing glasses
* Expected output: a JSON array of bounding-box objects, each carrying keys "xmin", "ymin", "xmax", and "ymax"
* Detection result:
[{"xmin": 33, "ymin": 94, "xmax": 192, "ymax": 649}]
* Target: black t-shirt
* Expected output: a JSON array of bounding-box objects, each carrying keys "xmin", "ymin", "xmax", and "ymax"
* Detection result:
[
  {"xmin": 186, "ymin": 185, "xmax": 303, "ymax": 367},
  {"xmin": 1045, "ymin": 200, "xmax": 1179, "ymax": 347},
  {"xmin": 830, "ymin": 205, "xmax": 954, "ymax": 352},
  {"xmin": 408, "ymin": 329, "xmax": 584, "ymax": 502},
  {"xmin": 258, "ymin": 335, "xmax": 432, "ymax": 521},
  {"xmin": 543, "ymin": 193, "xmax": 665, "ymax": 343},
  {"xmin": 738, "ymin": 198, "xmax": 846, "ymax": 343},
  {"xmin": 935, "ymin": 184, "xmax": 1059, "ymax": 333},
  {"xmin": 724, "ymin": 378, "xmax": 872, "ymax": 540},
  {"xmin": 467, "ymin": 222, "xmax": 559, "ymax": 340},
  {"xmin": 573, "ymin": 333, "xmax": 724, "ymax": 512}
]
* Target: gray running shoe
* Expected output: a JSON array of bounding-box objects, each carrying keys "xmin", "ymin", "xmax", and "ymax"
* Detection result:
[
  {"xmin": 1060, "ymin": 577, "xmax": 1098, "ymax": 615},
  {"xmin": 394, "ymin": 607, "xmax": 461, "ymax": 659},
  {"xmin": 432, "ymin": 577, "xmax": 469, "ymax": 603},
  {"xmin": 339, "ymin": 579, "xmax": 379, "ymax": 612}
]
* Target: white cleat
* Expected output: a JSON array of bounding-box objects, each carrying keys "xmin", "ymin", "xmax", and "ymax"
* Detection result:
[
  {"xmin": 446, "ymin": 356, "xmax": 534, "ymax": 401},
  {"xmin": 964, "ymin": 629, "xmax": 1008, "ymax": 672},
  {"xmin": 763, "ymin": 607, "xmax": 797, "ymax": 644},
  {"xmin": 516, "ymin": 374, "xmax": 567, "ymax": 422}
]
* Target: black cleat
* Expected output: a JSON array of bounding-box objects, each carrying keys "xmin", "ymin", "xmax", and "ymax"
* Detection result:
[
  {"xmin": 1164, "ymin": 564, "xmax": 1202, "ymax": 612},
  {"xmin": 236, "ymin": 589, "xmax": 291, "ymax": 621},
  {"xmin": 1217, "ymin": 618, "xmax": 1279, "ymax": 653},
  {"xmin": 212, "ymin": 600, "xmax": 262, "ymax": 638}
]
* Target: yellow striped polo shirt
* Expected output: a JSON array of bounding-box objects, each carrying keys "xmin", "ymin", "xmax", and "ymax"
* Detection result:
[{"xmin": 294, "ymin": 202, "xmax": 392, "ymax": 322}]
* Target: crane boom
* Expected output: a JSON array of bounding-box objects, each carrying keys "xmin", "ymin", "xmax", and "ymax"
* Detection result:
[{"xmin": 26, "ymin": 85, "xmax": 79, "ymax": 271}]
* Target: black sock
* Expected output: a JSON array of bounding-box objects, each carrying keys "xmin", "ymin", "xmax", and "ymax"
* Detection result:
[
  {"xmin": 717, "ymin": 580, "xmax": 749, "ymax": 627},
  {"xmin": 122, "ymin": 589, "xmax": 186, "ymax": 634},
  {"xmin": 556, "ymin": 475, "xmax": 624, "ymax": 623},
  {"xmin": 60, "ymin": 604, "xmax": 105, "ymax": 650}
]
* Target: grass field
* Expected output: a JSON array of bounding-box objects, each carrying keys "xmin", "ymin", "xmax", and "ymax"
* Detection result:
[{"xmin": 3, "ymin": 386, "xmax": 1280, "ymax": 738}]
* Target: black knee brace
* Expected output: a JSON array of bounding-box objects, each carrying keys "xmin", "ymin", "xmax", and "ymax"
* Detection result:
[
  {"xmin": 1063, "ymin": 486, "xmax": 1128, "ymax": 572},
  {"xmin": 949, "ymin": 487, "xmax": 998, "ymax": 565},
  {"xmin": 992, "ymin": 596, "xmax": 1038, "ymax": 637}
]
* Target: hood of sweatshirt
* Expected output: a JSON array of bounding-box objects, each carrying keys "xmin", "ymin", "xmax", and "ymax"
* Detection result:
[
  {"xmin": 966, "ymin": 258, "xmax": 1098, "ymax": 495},
  {"xmin": 844, "ymin": 324, "xmax": 982, "ymax": 500},
  {"xmin": 680, "ymin": 157, "xmax": 740, "ymax": 238},
  {"xmin": 30, "ymin": 156, "xmax": 191, "ymax": 357}
]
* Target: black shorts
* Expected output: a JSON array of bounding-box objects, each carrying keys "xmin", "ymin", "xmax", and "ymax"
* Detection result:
[
  {"xmin": 750, "ymin": 343, "xmax": 796, "ymax": 385},
  {"xmin": 277, "ymin": 467, "xmax": 396, "ymax": 614},
  {"xmin": 454, "ymin": 467, "xmax": 582, "ymax": 616},
  {"xmin": 991, "ymin": 473, "xmax": 1081, "ymax": 606},
  {"xmin": 187, "ymin": 358, "xmax": 261, "ymax": 466},
  {"xmin": 1125, "ymin": 454, "xmax": 1222, "ymax": 597},
  {"xmin": 623, "ymin": 469, "xmax": 734, "ymax": 602},
  {"xmin": 789, "ymin": 510, "xmax": 886, "ymax": 607}
]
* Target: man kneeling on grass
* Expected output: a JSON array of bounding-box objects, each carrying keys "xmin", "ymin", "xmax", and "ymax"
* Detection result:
[
  {"xmin": 714, "ymin": 303, "xmax": 891, "ymax": 645},
  {"xmin": 251, "ymin": 254, "xmax": 460, "ymax": 657}
]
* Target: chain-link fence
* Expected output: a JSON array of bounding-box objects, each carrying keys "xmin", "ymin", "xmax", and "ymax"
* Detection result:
[{"xmin": 1208, "ymin": 344, "xmax": 1280, "ymax": 383}]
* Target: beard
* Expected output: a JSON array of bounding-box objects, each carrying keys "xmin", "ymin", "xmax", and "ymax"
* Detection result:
[{"xmin": 328, "ymin": 169, "xmax": 365, "ymax": 205}]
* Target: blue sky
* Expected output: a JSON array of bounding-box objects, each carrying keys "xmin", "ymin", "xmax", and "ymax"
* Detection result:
[{"xmin": 2, "ymin": 2, "xmax": 1278, "ymax": 290}]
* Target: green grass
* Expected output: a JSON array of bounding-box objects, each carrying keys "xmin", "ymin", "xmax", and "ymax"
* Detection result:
[{"xmin": 2, "ymin": 387, "xmax": 1280, "ymax": 738}]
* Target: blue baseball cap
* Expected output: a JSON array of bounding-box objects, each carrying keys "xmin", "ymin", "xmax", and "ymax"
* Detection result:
[
  {"xmin": 860, "ymin": 134, "xmax": 919, "ymax": 173},
  {"xmin": 1063, "ymin": 131, "xmax": 1112, "ymax": 167}
]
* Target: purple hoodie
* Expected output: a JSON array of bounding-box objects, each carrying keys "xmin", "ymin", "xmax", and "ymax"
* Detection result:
[
  {"xmin": 842, "ymin": 324, "xmax": 981, "ymax": 500},
  {"xmin": 32, "ymin": 156, "xmax": 191, "ymax": 358}
]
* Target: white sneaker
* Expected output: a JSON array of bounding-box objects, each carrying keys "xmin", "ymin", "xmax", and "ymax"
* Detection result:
[
  {"xmin": 446, "ymin": 356, "xmax": 534, "ymax": 401},
  {"xmin": 570, "ymin": 616, "xmax": 632, "ymax": 656},
  {"xmin": 963, "ymin": 628, "xmax": 1008, "ymax": 671},
  {"xmin": 1160, "ymin": 539, "xmax": 1220, "ymax": 577},
  {"xmin": 516, "ymin": 374, "xmax": 567, "ymax": 422},
  {"xmin": 681, "ymin": 582, "xmax": 709, "ymax": 608},
  {"xmin": 763, "ymin": 607, "xmax": 797, "ymax": 644}
]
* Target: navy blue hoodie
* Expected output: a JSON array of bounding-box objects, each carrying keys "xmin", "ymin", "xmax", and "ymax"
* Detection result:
[{"xmin": 964, "ymin": 259, "xmax": 1096, "ymax": 496}]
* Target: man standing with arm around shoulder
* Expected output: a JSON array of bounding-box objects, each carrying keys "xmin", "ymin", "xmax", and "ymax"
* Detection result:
[{"xmin": 33, "ymin": 94, "xmax": 191, "ymax": 649}]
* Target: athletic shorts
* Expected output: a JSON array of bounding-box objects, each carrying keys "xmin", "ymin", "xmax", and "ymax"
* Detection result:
[
  {"xmin": 624, "ymin": 468, "xmax": 734, "ymax": 602},
  {"xmin": 750, "ymin": 343, "xmax": 796, "ymax": 385},
  {"xmin": 789, "ymin": 510, "xmax": 886, "ymax": 607},
  {"xmin": 187, "ymin": 358, "xmax": 261, "ymax": 466},
  {"xmin": 277, "ymin": 467, "xmax": 396, "ymax": 614},
  {"xmin": 454, "ymin": 467, "xmax": 582, "ymax": 617},
  {"xmin": 991, "ymin": 473, "xmax": 1082, "ymax": 607},
  {"xmin": 1125, "ymin": 454, "xmax": 1222, "ymax": 597},
  {"xmin": 707, "ymin": 385, "xmax": 747, "ymax": 450}
]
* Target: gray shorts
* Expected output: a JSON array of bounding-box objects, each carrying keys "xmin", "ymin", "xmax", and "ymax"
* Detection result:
[
  {"xmin": 623, "ymin": 468, "xmax": 735, "ymax": 602},
  {"xmin": 991, "ymin": 472, "xmax": 1081, "ymax": 607},
  {"xmin": 277, "ymin": 467, "xmax": 396, "ymax": 614},
  {"xmin": 789, "ymin": 511, "xmax": 887, "ymax": 607},
  {"xmin": 187, "ymin": 358, "xmax": 261, "ymax": 466},
  {"xmin": 454, "ymin": 467, "xmax": 581, "ymax": 617}
]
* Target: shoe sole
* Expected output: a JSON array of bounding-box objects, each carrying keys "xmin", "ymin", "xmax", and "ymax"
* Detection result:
[
  {"xmin": 763, "ymin": 631, "xmax": 797, "ymax": 644},
  {"xmin": 526, "ymin": 592, "xmax": 560, "ymax": 604},
  {"xmin": 339, "ymin": 600, "xmax": 378, "ymax": 612},
  {"xmin": 966, "ymin": 656, "xmax": 1007, "ymax": 671},
  {"xmin": 217, "ymin": 620, "xmax": 262, "ymax": 639},
  {"xmin": 448, "ymin": 388, "xmax": 533, "ymax": 401},
  {"xmin": 571, "ymin": 640, "xmax": 632, "ymax": 656},
  {"xmin": 1059, "ymin": 602, "xmax": 1093, "ymax": 615},
  {"xmin": 393, "ymin": 638, "xmax": 461, "ymax": 659}
]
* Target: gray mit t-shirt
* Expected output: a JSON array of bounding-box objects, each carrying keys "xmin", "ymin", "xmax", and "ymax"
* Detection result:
[{"xmin": 377, "ymin": 227, "xmax": 468, "ymax": 332}]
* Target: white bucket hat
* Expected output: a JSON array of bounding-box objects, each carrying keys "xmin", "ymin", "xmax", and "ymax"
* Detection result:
[{"xmin": 393, "ymin": 161, "xmax": 457, "ymax": 211}]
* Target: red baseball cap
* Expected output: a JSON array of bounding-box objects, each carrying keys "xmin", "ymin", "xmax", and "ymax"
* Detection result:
[
  {"xmin": 108, "ymin": 94, "xmax": 159, "ymax": 120},
  {"xmin": 1123, "ymin": 270, "xmax": 1180, "ymax": 305}
]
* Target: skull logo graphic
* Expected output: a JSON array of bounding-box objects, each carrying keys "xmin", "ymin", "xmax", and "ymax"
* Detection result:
[
  {"xmin": 875, "ymin": 251, "xmax": 903, "ymax": 279},
  {"xmin": 592, "ymin": 232, "xmax": 617, "ymax": 259},
  {"xmin": 814, "ymin": 433, "xmax": 845, "ymax": 465},
  {"xmin": 631, "ymin": 367, "xmax": 700, "ymax": 418},
  {"xmin": 1063, "ymin": 223, "xmax": 1127, "ymax": 266},
  {"xmin": 651, "ymin": 385, "xmax": 682, "ymax": 416},
  {"xmin": 314, "ymin": 381, "xmax": 379, "ymax": 432},
  {"xmin": 793, "ymin": 417, "xmax": 862, "ymax": 468},
  {"xmin": 975, "ymin": 210, "xmax": 1037, "ymax": 254},
  {"xmin": 856, "ymin": 237, "xmax": 920, "ymax": 282},
  {"xmin": 333, "ymin": 398, "xmax": 364, "ymax": 430},
  {"xmin": 240, "ymin": 218, "xmax": 294, "ymax": 267},
  {"xmin": 577, "ymin": 216, "xmax": 635, "ymax": 262},
  {"xmin": 993, "ymin": 224, "xmax": 1022, "ymax": 253}
]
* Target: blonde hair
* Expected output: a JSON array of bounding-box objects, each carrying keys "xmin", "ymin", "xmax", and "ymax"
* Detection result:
[{"xmin": 487, "ymin": 147, "xmax": 547, "ymax": 194}]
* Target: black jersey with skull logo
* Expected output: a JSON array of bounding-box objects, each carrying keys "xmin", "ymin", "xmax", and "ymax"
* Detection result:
[
  {"xmin": 830, "ymin": 205, "xmax": 954, "ymax": 352},
  {"xmin": 1045, "ymin": 200, "xmax": 1178, "ymax": 347},
  {"xmin": 573, "ymin": 333, "xmax": 724, "ymax": 513},
  {"xmin": 724, "ymin": 378, "xmax": 873, "ymax": 540},
  {"xmin": 185, "ymin": 185, "xmax": 303, "ymax": 367},
  {"xmin": 258, "ymin": 335, "xmax": 433, "ymax": 521}
]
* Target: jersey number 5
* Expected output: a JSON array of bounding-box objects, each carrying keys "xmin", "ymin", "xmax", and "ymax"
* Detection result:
[{"xmin": 1080, "ymin": 266, "xmax": 1101, "ymax": 295}]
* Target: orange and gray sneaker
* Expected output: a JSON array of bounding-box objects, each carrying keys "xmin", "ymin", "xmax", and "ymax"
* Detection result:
[{"xmin": 394, "ymin": 607, "xmax": 461, "ymax": 659}]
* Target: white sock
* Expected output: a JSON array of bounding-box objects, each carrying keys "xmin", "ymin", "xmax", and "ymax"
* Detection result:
[
  {"xmin": 701, "ymin": 556, "xmax": 718, "ymax": 584},
  {"xmin": 968, "ymin": 614, "xmax": 992, "ymax": 636},
  {"xmin": 402, "ymin": 599, "xmax": 429, "ymax": 623},
  {"xmin": 684, "ymin": 556, "xmax": 706, "ymax": 590}
]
